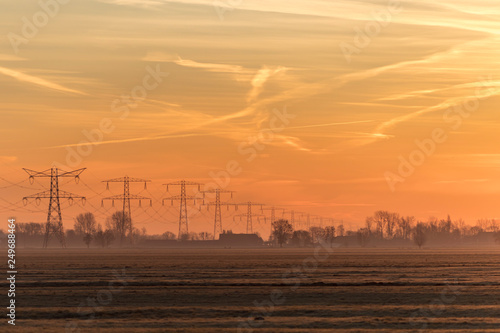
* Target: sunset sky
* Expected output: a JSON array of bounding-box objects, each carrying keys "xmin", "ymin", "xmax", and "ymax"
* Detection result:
[{"xmin": 1, "ymin": 0, "xmax": 500, "ymax": 236}]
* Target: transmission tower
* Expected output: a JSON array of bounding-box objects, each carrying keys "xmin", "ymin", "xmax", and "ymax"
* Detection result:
[
  {"xmin": 201, "ymin": 188, "xmax": 236, "ymax": 240},
  {"xmin": 163, "ymin": 180, "xmax": 203, "ymax": 239},
  {"xmin": 101, "ymin": 176, "xmax": 151, "ymax": 243},
  {"xmin": 325, "ymin": 218, "xmax": 335, "ymax": 226},
  {"xmin": 22, "ymin": 167, "xmax": 86, "ymax": 248},
  {"xmin": 282, "ymin": 209, "xmax": 297, "ymax": 229},
  {"xmin": 262, "ymin": 206, "xmax": 284, "ymax": 237},
  {"xmin": 234, "ymin": 202, "xmax": 265, "ymax": 234},
  {"xmin": 295, "ymin": 212, "xmax": 307, "ymax": 229}
]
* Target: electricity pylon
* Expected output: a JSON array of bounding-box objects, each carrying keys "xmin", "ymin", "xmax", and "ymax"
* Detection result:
[
  {"xmin": 312, "ymin": 216, "xmax": 325, "ymax": 227},
  {"xmin": 201, "ymin": 188, "xmax": 236, "ymax": 240},
  {"xmin": 22, "ymin": 167, "xmax": 86, "ymax": 248},
  {"xmin": 101, "ymin": 176, "xmax": 151, "ymax": 243},
  {"xmin": 163, "ymin": 180, "xmax": 203, "ymax": 239},
  {"xmin": 233, "ymin": 202, "xmax": 265, "ymax": 234},
  {"xmin": 263, "ymin": 206, "xmax": 284, "ymax": 237},
  {"xmin": 295, "ymin": 211, "xmax": 307, "ymax": 229},
  {"xmin": 325, "ymin": 218, "xmax": 335, "ymax": 226},
  {"xmin": 282, "ymin": 209, "xmax": 297, "ymax": 229}
]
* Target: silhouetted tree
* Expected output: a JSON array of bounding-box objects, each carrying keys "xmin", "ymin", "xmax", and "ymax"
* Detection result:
[
  {"xmin": 106, "ymin": 211, "xmax": 131, "ymax": 246},
  {"xmin": 74, "ymin": 212, "xmax": 97, "ymax": 248},
  {"xmin": 309, "ymin": 227, "xmax": 324, "ymax": 243},
  {"xmin": 272, "ymin": 219, "xmax": 293, "ymax": 248},
  {"xmin": 94, "ymin": 224, "xmax": 115, "ymax": 248},
  {"xmin": 337, "ymin": 224, "xmax": 345, "ymax": 237},
  {"xmin": 413, "ymin": 222, "xmax": 427, "ymax": 249},
  {"xmin": 324, "ymin": 226, "xmax": 336, "ymax": 246},
  {"xmin": 290, "ymin": 230, "xmax": 312, "ymax": 247},
  {"xmin": 162, "ymin": 231, "xmax": 176, "ymax": 240},
  {"xmin": 198, "ymin": 232, "xmax": 212, "ymax": 240}
]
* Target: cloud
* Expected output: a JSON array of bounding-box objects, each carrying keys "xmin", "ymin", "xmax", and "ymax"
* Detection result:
[
  {"xmin": 44, "ymin": 133, "xmax": 207, "ymax": 149},
  {"xmin": 287, "ymin": 120, "xmax": 373, "ymax": 130},
  {"xmin": 143, "ymin": 52, "xmax": 248, "ymax": 74},
  {"xmin": 0, "ymin": 66, "xmax": 87, "ymax": 95},
  {"xmin": 374, "ymin": 78, "xmax": 500, "ymax": 135},
  {"xmin": 247, "ymin": 66, "xmax": 287, "ymax": 102}
]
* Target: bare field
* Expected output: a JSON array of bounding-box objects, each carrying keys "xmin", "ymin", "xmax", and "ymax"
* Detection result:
[{"xmin": 1, "ymin": 248, "xmax": 500, "ymax": 332}]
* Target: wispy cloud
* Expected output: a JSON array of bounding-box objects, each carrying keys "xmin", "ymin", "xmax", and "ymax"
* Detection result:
[
  {"xmin": 374, "ymin": 79, "xmax": 500, "ymax": 135},
  {"xmin": 44, "ymin": 133, "xmax": 207, "ymax": 149},
  {"xmin": 287, "ymin": 120, "xmax": 373, "ymax": 130},
  {"xmin": 143, "ymin": 52, "xmax": 248, "ymax": 74},
  {"xmin": 247, "ymin": 66, "xmax": 287, "ymax": 102},
  {"xmin": 0, "ymin": 66, "xmax": 87, "ymax": 95}
]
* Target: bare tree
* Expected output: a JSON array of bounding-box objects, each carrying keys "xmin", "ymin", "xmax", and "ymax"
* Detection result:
[
  {"xmin": 272, "ymin": 219, "xmax": 293, "ymax": 248},
  {"xmin": 413, "ymin": 222, "xmax": 427, "ymax": 249},
  {"xmin": 198, "ymin": 232, "xmax": 212, "ymax": 240},
  {"xmin": 309, "ymin": 227, "xmax": 325, "ymax": 243},
  {"xmin": 398, "ymin": 216, "xmax": 414, "ymax": 240},
  {"xmin": 337, "ymin": 224, "xmax": 345, "ymax": 237},
  {"xmin": 74, "ymin": 212, "xmax": 97, "ymax": 248},
  {"xmin": 94, "ymin": 223, "xmax": 115, "ymax": 248},
  {"xmin": 324, "ymin": 226, "xmax": 336, "ymax": 246},
  {"xmin": 290, "ymin": 230, "xmax": 312, "ymax": 247},
  {"xmin": 162, "ymin": 231, "xmax": 176, "ymax": 240},
  {"xmin": 106, "ymin": 211, "xmax": 131, "ymax": 246}
]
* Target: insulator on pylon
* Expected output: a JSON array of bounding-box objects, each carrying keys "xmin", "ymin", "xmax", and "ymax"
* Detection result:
[
  {"xmin": 236, "ymin": 206, "xmax": 239, "ymax": 211},
  {"xmin": 144, "ymin": 182, "xmax": 147, "ymax": 190},
  {"xmin": 68, "ymin": 197, "xmax": 74, "ymax": 206},
  {"xmin": 23, "ymin": 198, "xmax": 28, "ymax": 206},
  {"xmin": 101, "ymin": 200, "xmax": 104, "ymax": 208},
  {"xmin": 29, "ymin": 176, "xmax": 34, "ymax": 185},
  {"xmin": 82, "ymin": 198, "xmax": 86, "ymax": 206},
  {"xmin": 112, "ymin": 200, "xmax": 115, "ymax": 207},
  {"xmin": 75, "ymin": 175, "xmax": 80, "ymax": 184},
  {"xmin": 171, "ymin": 200, "xmax": 173, "ymax": 206},
  {"xmin": 36, "ymin": 197, "xmax": 41, "ymax": 206},
  {"xmin": 149, "ymin": 200, "xmax": 152, "ymax": 207},
  {"xmin": 106, "ymin": 182, "xmax": 109, "ymax": 190},
  {"xmin": 139, "ymin": 200, "xmax": 142, "ymax": 207}
]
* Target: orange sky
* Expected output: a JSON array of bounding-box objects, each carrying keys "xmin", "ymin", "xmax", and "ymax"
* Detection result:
[{"xmin": 1, "ymin": 0, "xmax": 500, "ymax": 237}]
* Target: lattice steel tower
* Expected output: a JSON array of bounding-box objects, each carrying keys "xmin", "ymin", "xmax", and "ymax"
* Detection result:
[
  {"xmin": 23, "ymin": 167, "xmax": 86, "ymax": 248},
  {"xmin": 201, "ymin": 188, "xmax": 236, "ymax": 240},
  {"xmin": 263, "ymin": 206, "xmax": 284, "ymax": 237},
  {"xmin": 234, "ymin": 202, "xmax": 265, "ymax": 234},
  {"xmin": 163, "ymin": 180, "xmax": 203, "ymax": 239},
  {"xmin": 102, "ymin": 176, "xmax": 151, "ymax": 243}
]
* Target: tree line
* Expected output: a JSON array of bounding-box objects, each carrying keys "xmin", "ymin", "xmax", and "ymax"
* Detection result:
[{"xmin": 4, "ymin": 210, "xmax": 500, "ymax": 248}]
